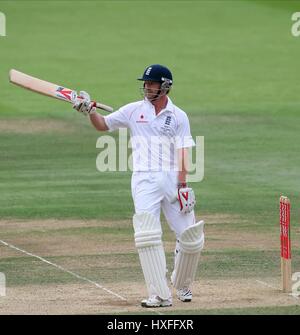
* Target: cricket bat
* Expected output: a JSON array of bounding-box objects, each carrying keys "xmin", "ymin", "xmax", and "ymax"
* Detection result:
[{"xmin": 9, "ymin": 69, "xmax": 114, "ymax": 113}]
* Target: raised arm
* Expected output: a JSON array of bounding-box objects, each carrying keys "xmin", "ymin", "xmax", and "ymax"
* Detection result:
[{"xmin": 89, "ymin": 112, "xmax": 109, "ymax": 131}]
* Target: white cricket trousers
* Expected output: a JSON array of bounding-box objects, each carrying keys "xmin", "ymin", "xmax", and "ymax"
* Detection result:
[{"xmin": 131, "ymin": 171, "xmax": 195, "ymax": 237}]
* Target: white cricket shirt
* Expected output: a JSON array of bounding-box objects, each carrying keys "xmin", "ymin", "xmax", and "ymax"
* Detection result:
[{"xmin": 104, "ymin": 97, "xmax": 195, "ymax": 172}]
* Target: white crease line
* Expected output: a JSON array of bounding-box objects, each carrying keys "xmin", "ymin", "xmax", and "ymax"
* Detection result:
[
  {"xmin": 0, "ymin": 239, "xmax": 127, "ymax": 302},
  {"xmin": 255, "ymin": 279, "xmax": 300, "ymax": 302},
  {"xmin": 0, "ymin": 239, "xmax": 167, "ymax": 314},
  {"xmin": 255, "ymin": 280, "xmax": 277, "ymax": 290}
]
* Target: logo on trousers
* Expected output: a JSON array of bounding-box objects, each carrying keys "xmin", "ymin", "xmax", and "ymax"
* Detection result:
[
  {"xmin": 0, "ymin": 12, "xmax": 6, "ymax": 37},
  {"xmin": 0, "ymin": 272, "xmax": 6, "ymax": 297}
]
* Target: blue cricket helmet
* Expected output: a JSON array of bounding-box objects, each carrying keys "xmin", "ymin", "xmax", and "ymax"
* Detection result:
[{"xmin": 138, "ymin": 64, "xmax": 173, "ymax": 87}]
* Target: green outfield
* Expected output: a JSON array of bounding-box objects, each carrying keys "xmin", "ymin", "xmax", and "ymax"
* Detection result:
[{"xmin": 0, "ymin": 0, "xmax": 300, "ymax": 315}]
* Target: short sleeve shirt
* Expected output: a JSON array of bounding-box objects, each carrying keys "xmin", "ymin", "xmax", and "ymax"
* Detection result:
[{"xmin": 104, "ymin": 98, "xmax": 195, "ymax": 171}]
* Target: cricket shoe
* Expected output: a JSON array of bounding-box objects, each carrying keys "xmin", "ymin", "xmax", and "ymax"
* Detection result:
[
  {"xmin": 177, "ymin": 287, "xmax": 192, "ymax": 302},
  {"xmin": 141, "ymin": 295, "xmax": 172, "ymax": 308}
]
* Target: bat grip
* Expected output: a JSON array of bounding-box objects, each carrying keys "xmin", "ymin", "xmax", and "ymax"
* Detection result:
[
  {"xmin": 76, "ymin": 96, "xmax": 113, "ymax": 113},
  {"xmin": 95, "ymin": 102, "xmax": 114, "ymax": 113}
]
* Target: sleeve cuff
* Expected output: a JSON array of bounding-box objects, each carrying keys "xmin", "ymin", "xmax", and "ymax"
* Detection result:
[{"xmin": 103, "ymin": 116, "xmax": 114, "ymax": 132}]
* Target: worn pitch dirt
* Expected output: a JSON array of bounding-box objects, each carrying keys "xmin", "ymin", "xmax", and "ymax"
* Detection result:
[{"xmin": 0, "ymin": 217, "xmax": 299, "ymax": 314}]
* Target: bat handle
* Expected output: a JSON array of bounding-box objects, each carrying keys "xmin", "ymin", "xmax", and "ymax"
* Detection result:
[
  {"xmin": 95, "ymin": 102, "xmax": 114, "ymax": 113},
  {"xmin": 76, "ymin": 95, "xmax": 113, "ymax": 113}
]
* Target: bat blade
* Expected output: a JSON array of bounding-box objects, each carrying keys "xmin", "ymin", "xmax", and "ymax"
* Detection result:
[
  {"xmin": 9, "ymin": 69, "xmax": 113, "ymax": 113},
  {"xmin": 9, "ymin": 69, "xmax": 78, "ymax": 103}
]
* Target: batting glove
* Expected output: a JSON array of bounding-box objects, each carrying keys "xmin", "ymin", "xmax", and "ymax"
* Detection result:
[
  {"xmin": 177, "ymin": 183, "xmax": 196, "ymax": 214},
  {"xmin": 73, "ymin": 91, "xmax": 97, "ymax": 115}
]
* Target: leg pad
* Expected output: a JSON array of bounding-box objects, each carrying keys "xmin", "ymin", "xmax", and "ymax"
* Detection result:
[
  {"xmin": 133, "ymin": 212, "xmax": 170, "ymax": 299},
  {"xmin": 171, "ymin": 220, "xmax": 205, "ymax": 289}
]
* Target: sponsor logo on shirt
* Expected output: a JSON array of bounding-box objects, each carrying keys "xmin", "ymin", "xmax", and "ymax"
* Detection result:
[{"xmin": 136, "ymin": 114, "xmax": 149, "ymax": 123}]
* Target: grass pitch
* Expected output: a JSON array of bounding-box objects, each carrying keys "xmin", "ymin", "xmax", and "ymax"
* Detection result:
[{"xmin": 0, "ymin": 0, "xmax": 300, "ymax": 315}]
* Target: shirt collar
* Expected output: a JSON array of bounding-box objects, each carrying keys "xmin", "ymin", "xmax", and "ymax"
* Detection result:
[
  {"xmin": 144, "ymin": 97, "xmax": 174, "ymax": 116},
  {"xmin": 163, "ymin": 97, "xmax": 174, "ymax": 112}
]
